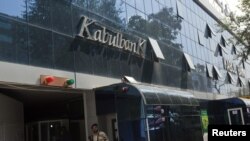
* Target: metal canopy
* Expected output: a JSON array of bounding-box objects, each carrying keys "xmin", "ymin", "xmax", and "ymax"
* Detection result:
[{"xmin": 131, "ymin": 83, "xmax": 199, "ymax": 106}]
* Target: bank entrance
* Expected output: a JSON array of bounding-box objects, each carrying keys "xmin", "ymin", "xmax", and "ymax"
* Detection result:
[{"xmin": 0, "ymin": 83, "xmax": 85, "ymax": 141}]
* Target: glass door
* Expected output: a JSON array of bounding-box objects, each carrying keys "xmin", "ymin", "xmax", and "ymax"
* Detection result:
[
  {"xmin": 27, "ymin": 123, "xmax": 39, "ymax": 141},
  {"xmin": 26, "ymin": 120, "xmax": 68, "ymax": 141},
  {"xmin": 40, "ymin": 121, "xmax": 61, "ymax": 141}
]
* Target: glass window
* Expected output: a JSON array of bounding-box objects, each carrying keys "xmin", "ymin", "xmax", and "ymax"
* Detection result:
[
  {"xmin": 27, "ymin": 0, "xmax": 51, "ymax": 28},
  {"xmin": 74, "ymin": 40, "xmax": 93, "ymax": 74},
  {"xmin": 185, "ymin": 38, "xmax": 192, "ymax": 55},
  {"xmin": 190, "ymin": 25, "xmax": 196, "ymax": 41},
  {"xmin": 115, "ymin": 0, "xmax": 127, "ymax": 25},
  {"xmin": 53, "ymin": 33, "xmax": 74, "ymax": 71},
  {"xmin": 176, "ymin": 0, "xmax": 184, "ymax": 19},
  {"xmin": 158, "ymin": 2, "xmax": 164, "ymax": 12},
  {"xmin": 232, "ymin": 45, "xmax": 237, "ymax": 55},
  {"xmin": 191, "ymin": 12, "xmax": 196, "ymax": 27},
  {"xmin": 192, "ymin": 26, "xmax": 198, "ymax": 42},
  {"xmin": 0, "ymin": 0, "xmax": 27, "ymax": 20},
  {"xmin": 28, "ymin": 26, "xmax": 53, "ymax": 68},
  {"xmin": 148, "ymin": 37, "xmax": 165, "ymax": 60},
  {"xmin": 206, "ymin": 63, "xmax": 213, "ymax": 78},
  {"xmin": 126, "ymin": 4, "xmax": 136, "ymax": 24},
  {"xmin": 51, "ymin": 0, "xmax": 73, "ymax": 35},
  {"xmin": 0, "ymin": 18, "xmax": 28, "ymax": 64},
  {"xmin": 92, "ymin": 45, "xmax": 108, "ymax": 76},
  {"xmin": 180, "ymin": 22, "xmax": 185, "ymax": 35},
  {"xmin": 161, "ymin": 44, "xmax": 180, "ymax": 67},
  {"xmin": 87, "ymin": 0, "xmax": 101, "ymax": 12},
  {"xmin": 220, "ymin": 35, "xmax": 228, "ymax": 47},
  {"xmin": 184, "ymin": 53, "xmax": 195, "ymax": 70},
  {"xmin": 197, "ymin": 30, "xmax": 204, "ymax": 46},
  {"xmin": 174, "ymin": 31, "xmax": 181, "ymax": 44},
  {"xmin": 126, "ymin": 0, "xmax": 135, "ymax": 6},
  {"xmin": 171, "ymin": 0, "xmax": 177, "ymax": 15},
  {"xmin": 184, "ymin": 22, "xmax": 190, "ymax": 38},
  {"xmin": 152, "ymin": 0, "xmax": 160, "ymax": 14},
  {"xmin": 71, "ymin": 4, "xmax": 89, "ymax": 35},
  {"xmin": 166, "ymin": 65, "xmax": 182, "ymax": 87},
  {"xmin": 206, "ymin": 23, "xmax": 216, "ymax": 38},
  {"xmin": 165, "ymin": 0, "xmax": 171, "ymax": 8},
  {"xmin": 98, "ymin": 0, "xmax": 126, "ymax": 26},
  {"xmin": 181, "ymin": 35, "xmax": 188, "ymax": 52},
  {"xmin": 239, "ymin": 77, "xmax": 246, "ymax": 87},
  {"xmin": 72, "ymin": 0, "xmax": 87, "ymax": 8},
  {"xmin": 129, "ymin": 10, "xmax": 147, "ymax": 34},
  {"xmin": 227, "ymin": 72, "xmax": 236, "ymax": 84},
  {"xmin": 135, "ymin": 0, "xmax": 145, "ymax": 13},
  {"xmin": 217, "ymin": 43, "xmax": 228, "ymax": 57},
  {"xmin": 130, "ymin": 56, "xmax": 143, "ymax": 81},
  {"xmin": 144, "ymin": 0, "xmax": 152, "ymax": 15},
  {"xmin": 213, "ymin": 65, "xmax": 222, "ymax": 79},
  {"xmin": 106, "ymin": 48, "xmax": 121, "ymax": 78},
  {"xmin": 191, "ymin": 41, "xmax": 197, "ymax": 58},
  {"xmin": 119, "ymin": 52, "xmax": 131, "ymax": 76}
]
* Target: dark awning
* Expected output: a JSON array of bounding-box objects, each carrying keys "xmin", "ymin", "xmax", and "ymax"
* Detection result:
[
  {"xmin": 239, "ymin": 98, "xmax": 250, "ymax": 107},
  {"xmin": 214, "ymin": 97, "xmax": 250, "ymax": 107},
  {"xmin": 131, "ymin": 83, "xmax": 199, "ymax": 106}
]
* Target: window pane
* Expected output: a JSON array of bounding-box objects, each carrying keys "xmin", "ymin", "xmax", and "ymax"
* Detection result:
[
  {"xmin": 0, "ymin": 17, "xmax": 28, "ymax": 64},
  {"xmin": 126, "ymin": 0, "xmax": 135, "ymax": 6},
  {"xmin": 92, "ymin": 45, "xmax": 108, "ymax": 76},
  {"xmin": 100, "ymin": 0, "xmax": 126, "ymax": 25},
  {"xmin": 87, "ymin": 0, "xmax": 101, "ymax": 13},
  {"xmin": 28, "ymin": 0, "xmax": 51, "ymax": 28},
  {"xmin": 106, "ymin": 48, "xmax": 121, "ymax": 78},
  {"xmin": 28, "ymin": 26, "xmax": 53, "ymax": 68},
  {"xmin": 74, "ymin": 40, "xmax": 93, "ymax": 74},
  {"xmin": 115, "ymin": 0, "xmax": 127, "ymax": 25},
  {"xmin": 152, "ymin": 0, "xmax": 160, "ymax": 14},
  {"xmin": 126, "ymin": 4, "xmax": 136, "ymax": 23},
  {"xmin": 144, "ymin": 0, "xmax": 152, "ymax": 15},
  {"xmin": 72, "ymin": 0, "xmax": 87, "ymax": 8},
  {"xmin": 120, "ymin": 52, "xmax": 131, "ymax": 76},
  {"xmin": 135, "ymin": 0, "xmax": 145, "ymax": 13},
  {"xmin": 71, "ymin": 4, "xmax": 89, "ymax": 35},
  {"xmin": 51, "ymin": 0, "xmax": 73, "ymax": 35},
  {"xmin": 53, "ymin": 33, "xmax": 74, "ymax": 71},
  {"xmin": 176, "ymin": 0, "xmax": 184, "ymax": 19}
]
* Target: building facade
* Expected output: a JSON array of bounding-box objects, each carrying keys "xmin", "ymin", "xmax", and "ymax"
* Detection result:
[{"xmin": 0, "ymin": 0, "xmax": 249, "ymax": 141}]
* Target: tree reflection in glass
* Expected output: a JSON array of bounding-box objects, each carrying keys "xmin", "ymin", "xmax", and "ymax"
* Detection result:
[{"xmin": 128, "ymin": 7, "xmax": 182, "ymax": 49}]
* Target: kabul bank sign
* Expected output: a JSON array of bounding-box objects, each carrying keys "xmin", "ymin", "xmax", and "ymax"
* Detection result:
[{"xmin": 76, "ymin": 16, "xmax": 146, "ymax": 57}]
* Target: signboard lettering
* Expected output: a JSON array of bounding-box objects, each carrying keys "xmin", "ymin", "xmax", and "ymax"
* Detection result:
[{"xmin": 77, "ymin": 16, "xmax": 146, "ymax": 57}]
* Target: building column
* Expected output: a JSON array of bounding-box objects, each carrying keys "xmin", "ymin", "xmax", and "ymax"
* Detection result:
[{"xmin": 83, "ymin": 90, "xmax": 98, "ymax": 141}]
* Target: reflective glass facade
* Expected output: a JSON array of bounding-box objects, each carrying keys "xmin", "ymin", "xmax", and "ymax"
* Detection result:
[{"xmin": 0, "ymin": 0, "xmax": 249, "ymax": 96}]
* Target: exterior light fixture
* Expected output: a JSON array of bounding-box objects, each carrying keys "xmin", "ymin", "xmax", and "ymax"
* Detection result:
[
  {"xmin": 121, "ymin": 76, "xmax": 137, "ymax": 83},
  {"xmin": 121, "ymin": 87, "xmax": 129, "ymax": 93},
  {"xmin": 65, "ymin": 79, "xmax": 75, "ymax": 87},
  {"xmin": 44, "ymin": 76, "xmax": 55, "ymax": 84}
]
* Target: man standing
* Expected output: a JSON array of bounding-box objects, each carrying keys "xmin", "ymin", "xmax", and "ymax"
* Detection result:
[{"xmin": 88, "ymin": 123, "xmax": 109, "ymax": 141}]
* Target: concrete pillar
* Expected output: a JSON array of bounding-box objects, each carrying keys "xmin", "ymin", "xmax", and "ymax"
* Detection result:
[
  {"xmin": 0, "ymin": 93, "xmax": 24, "ymax": 141},
  {"xmin": 83, "ymin": 90, "xmax": 98, "ymax": 141}
]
